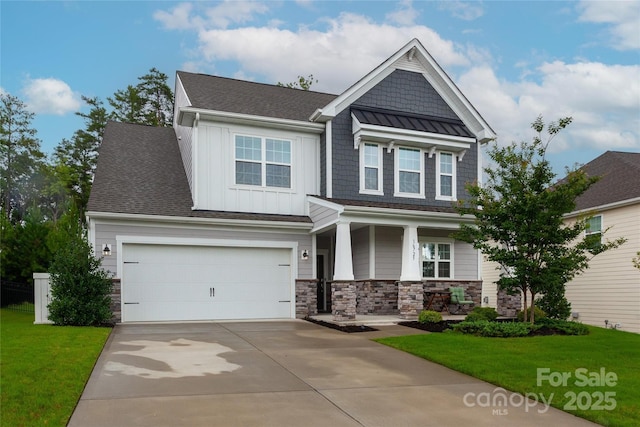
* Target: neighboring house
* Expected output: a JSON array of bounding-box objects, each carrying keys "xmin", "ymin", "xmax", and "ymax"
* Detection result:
[
  {"xmin": 87, "ymin": 39, "xmax": 505, "ymax": 323},
  {"xmin": 563, "ymin": 151, "xmax": 640, "ymax": 333}
]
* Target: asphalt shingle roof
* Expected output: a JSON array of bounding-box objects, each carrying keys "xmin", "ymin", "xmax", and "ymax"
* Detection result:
[
  {"xmin": 87, "ymin": 121, "xmax": 311, "ymax": 223},
  {"xmin": 574, "ymin": 151, "xmax": 640, "ymax": 211},
  {"xmin": 352, "ymin": 106, "xmax": 474, "ymax": 139},
  {"xmin": 177, "ymin": 71, "xmax": 338, "ymax": 121}
]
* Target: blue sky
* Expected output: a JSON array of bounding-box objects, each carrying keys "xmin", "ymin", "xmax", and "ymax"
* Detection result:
[{"xmin": 2, "ymin": 0, "xmax": 639, "ymax": 175}]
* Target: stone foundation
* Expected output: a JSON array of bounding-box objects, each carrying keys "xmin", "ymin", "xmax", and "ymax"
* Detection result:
[
  {"xmin": 295, "ymin": 279, "xmax": 318, "ymax": 318},
  {"xmin": 356, "ymin": 280, "xmax": 398, "ymax": 315},
  {"xmin": 331, "ymin": 281, "xmax": 357, "ymax": 321},
  {"xmin": 110, "ymin": 278, "xmax": 121, "ymax": 323},
  {"xmin": 497, "ymin": 288, "xmax": 522, "ymax": 317},
  {"xmin": 398, "ymin": 281, "xmax": 424, "ymax": 319}
]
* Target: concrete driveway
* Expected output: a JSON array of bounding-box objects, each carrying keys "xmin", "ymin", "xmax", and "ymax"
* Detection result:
[{"xmin": 69, "ymin": 321, "xmax": 599, "ymax": 427}]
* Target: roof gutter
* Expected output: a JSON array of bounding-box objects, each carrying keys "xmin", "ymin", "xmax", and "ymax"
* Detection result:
[{"xmin": 564, "ymin": 196, "xmax": 640, "ymax": 218}]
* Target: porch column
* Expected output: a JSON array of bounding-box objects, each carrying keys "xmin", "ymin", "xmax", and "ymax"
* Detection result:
[
  {"xmin": 333, "ymin": 221, "xmax": 354, "ymax": 280},
  {"xmin": 400, "ymin": 225, "xmax": 421, "ymax": 281}
]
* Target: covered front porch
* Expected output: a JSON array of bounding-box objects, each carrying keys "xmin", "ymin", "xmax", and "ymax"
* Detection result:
[{"xmin": 303, "ymin": 197, "xmax": 483, "ymax": 321}]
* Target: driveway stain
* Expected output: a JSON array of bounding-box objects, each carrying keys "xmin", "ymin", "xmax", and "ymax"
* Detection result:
[{"xmin": 104, "ymin": 338, "xmax": 241, "ymax": 379}]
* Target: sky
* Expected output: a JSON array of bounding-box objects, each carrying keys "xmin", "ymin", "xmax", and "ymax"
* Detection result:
[{"xmin": 1, "ymin": 0, "xmax": 639, "ymax": 176}]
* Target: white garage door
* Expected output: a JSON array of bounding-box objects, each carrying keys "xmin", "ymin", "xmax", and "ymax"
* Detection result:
[{"xmin": 121, "ymin": 244, "xmax": 293, "ymax": 322}]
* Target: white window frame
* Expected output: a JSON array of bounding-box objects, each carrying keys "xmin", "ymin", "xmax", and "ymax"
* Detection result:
[
  {"xmin": 585, "ymin": 214, "xmax": 602, "ymax": 248},
  {"xmin": 436, "ymin": 151, "xmax": 457, "ymax": 201},
  {"xmin": 234, "ymin": 134, "xmax": 292, "ymax": 189},
  {"xmin": 359, "ymin": 142, "xmax": 383, "ymax": 195},
  {"xmin": 419, "ymin": 239, "xmax": 454, "ymax": 279},
  {"xmin": 394, "ymin": 146, "xmax": 424, "ymax": 198}
]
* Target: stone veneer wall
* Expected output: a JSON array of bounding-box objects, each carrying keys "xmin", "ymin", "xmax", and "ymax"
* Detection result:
[
  {"xmin": 424, "ymin": 280, "xmax": 482, "ymax": 313},
  {"xmin": 398, "ymin": 281, "xmax": 424, "ymax": 319},
  {"xmin": 295, "ymin": 279, "xmax": 318, "ymax": 318},
  {"xmin": 110, "ymin": 278, "xmax": 121, "ymax": 323},
  {"xmin": 497, "ymin": 288, "xmax": 522, "ymax": 317},
  {"xmin": 331, "ymin": 281, "xmax": 357, "ymax": 321},
  {"xmin": 356, "ymin": 280, "xmax": 398, "ymax": 315}
]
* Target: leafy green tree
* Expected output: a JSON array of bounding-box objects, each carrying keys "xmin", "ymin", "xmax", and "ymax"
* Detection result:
[
  {"xmin": 136, "ymin": 68, "xmax": 174, "ymax": 127},
  {"xmin": 633, "ymin": 252, "xmax": 640, "ymax": 270},
  {"xmin": 454, "ymin": 116, "xmax": 626, "ymax": 323},
  {"xmin": 277, "ymin": 74, "xmax": 318, "ymax": 90},
  {"xmin": 0, "ymin": 93, "xmax": 46, "ymax": 222},
  {"xmin": 47, "ymin": 222, "xmax": 112, "ymax": 326},
  {"xmin": 108, "ymin": 85, "xmax": 146, "ymax": 124},
  {"xmin": 53, "ymin": 96, "xmax": 108, "ymax": 217}
]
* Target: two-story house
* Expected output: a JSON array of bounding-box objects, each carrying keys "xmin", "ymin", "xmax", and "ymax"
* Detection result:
[{"xmin": 87, "ymin": 39, "xmax": 497, "ymax": 323}]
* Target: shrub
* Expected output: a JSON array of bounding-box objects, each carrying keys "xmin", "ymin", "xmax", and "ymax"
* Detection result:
[
  {"xmin": 517, "ymin": 306, "xmax": 546, "ymax": 322},
  {"xmin": 418, "ymin": 310, "xmax": 443, "ymax": 324},
  {"xmin": 536, "ymin": 318, "xmax": 589, "ymax": 335},
  {"xmin": 536, "ymin": 292, "xmax": 572, "ymax": 320},
  {"xmin": 453, "ymin": 320, "xmax": 535, "ymax": 337},
  {"xmin": 48, "ymin": 233, "xmax": 112, "ymax": 326},
  {"xmin": 466, "ymin": 306, "xmax": 499, "ymax": 322}
]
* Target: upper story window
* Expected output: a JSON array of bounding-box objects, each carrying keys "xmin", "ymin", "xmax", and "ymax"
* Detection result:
[
  {"xmin": 436, "ymin": 151, "xmax": 456, "ymax": 201},
  {"xmin": 421, "ymin": 241, "xmax": 453, "ymax": 278},
  {"xmin": 395, "ymin": 147, "xmax": 424, "ymax": 198},
  {"xmin": 235, "ymin": 135, "xmax": 291, "ymax": 188},
  {"xmin": 360, "ymin": 143, "xmax": 383, "ymax": 195},
  {"xmin": 585, "ymin": 215, "xmax": 602, "ymax": 250}
]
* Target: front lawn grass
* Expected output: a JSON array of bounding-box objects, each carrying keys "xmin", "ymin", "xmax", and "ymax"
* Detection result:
[
  {"xmin": 376, "ymin": 326, "xmax": 639, "ymax": 427},
  {"xmin": 1, "ymin": 309, "xmax": 111, "ymax": 426}
]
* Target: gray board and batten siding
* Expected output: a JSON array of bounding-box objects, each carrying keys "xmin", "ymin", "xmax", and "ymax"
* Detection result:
[{"xmin": 328, "ymin": 69, "xmax": 478, "ymax": 206}]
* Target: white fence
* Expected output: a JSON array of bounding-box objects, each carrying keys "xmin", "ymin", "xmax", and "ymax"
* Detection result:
[{"xmin": 33, "ymin": 273, "xmax": 53, "ymax": 324}]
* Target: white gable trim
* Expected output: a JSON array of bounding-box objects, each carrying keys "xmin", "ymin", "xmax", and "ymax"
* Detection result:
[{"xmin": 310, "ymin": 38, "xmax": 496, "ymax": 143}]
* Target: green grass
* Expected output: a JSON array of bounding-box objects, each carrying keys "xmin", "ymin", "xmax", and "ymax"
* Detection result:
[
  {"xmin": 376, "ymin": 326, "xmax": 640, "ymax": 427},
  {"xmin": 1, "ymin": 309, "xmax": 111, "ymax": 426}
]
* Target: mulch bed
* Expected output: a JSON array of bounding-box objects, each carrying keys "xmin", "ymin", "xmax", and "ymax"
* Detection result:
[
  {"xmin": 401, "ymin": 319, "xmax": 570, "ymax": 336},
  {"xmin": 304, "ymin": 317, "xmax": 378, "ymax": 333}
]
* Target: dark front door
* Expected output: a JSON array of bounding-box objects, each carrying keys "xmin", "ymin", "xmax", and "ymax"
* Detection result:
[{"xmin": 316, "ymin": 254, "xmax": 330, "ymax": 313}]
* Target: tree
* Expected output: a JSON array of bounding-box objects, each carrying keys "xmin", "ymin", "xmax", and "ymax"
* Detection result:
[
  {"xmin": 277, "ymin": 74, "xmax": 318, "ymax": 90},
  {"xmin": 454, "ymin": 116, "xmax": 626, "ymax": 324},
  {"xmin": 108, "ymin": 85, "xmax": 146, "ymax": 124},
  {"xmin": 47, "ymin": 220, "xmax": 112, "ymax": 326},
  {"xmin": 633, "ymin": 252, "xmax": 640, "ymax": 270},
  {"xmin": 136, "ymin": 68, "xmax": 174, "ymax": 127},
  {"xmin": 0, "ymin": 93, "xmax": 45, "ymax": 222},
  {"xmin": 53, "ymin": 96, "xmax": 108, "ymax": 218}
]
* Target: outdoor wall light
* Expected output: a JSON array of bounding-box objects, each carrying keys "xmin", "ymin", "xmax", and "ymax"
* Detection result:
[
  {"xmin": 301, "ymin": 249, "xmax": 309, "ymax": 260},
  {"xmin": 102, "ymin": 244, "xmax": 112, "ymax": 256}
]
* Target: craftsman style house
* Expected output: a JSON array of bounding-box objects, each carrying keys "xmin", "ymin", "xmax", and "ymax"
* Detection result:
[{"xmin": 87, "ymin": 39, "xmax": 497, "ymax": 323}]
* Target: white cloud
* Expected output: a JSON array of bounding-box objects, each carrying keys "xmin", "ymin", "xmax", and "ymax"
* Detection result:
[
  {"xmin": 386, "ymin": 0, "xmax": 419, "ymax": 26},
  {"xmin": 22, "ymin": 78, "xmax": 81, "ymax": 115},
  {"xmin": 458, "ymin": 61, "xmax": 640, "ymax": 157},
  {"xmin": 577, "ymin": 0, "xmax": 640, "ymax": 50},
  {"xmin": 154, "ymin": 1, "xmax": 268, "ymax": 31},
  {"xmin": 438, "ymin": 1, "xmax": 484, "ymax": 21}
]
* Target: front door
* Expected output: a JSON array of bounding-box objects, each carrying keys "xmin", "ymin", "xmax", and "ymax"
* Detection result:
[{"xmin": 316, "ymin": 252, "xmax": 330, "ymax": 313}]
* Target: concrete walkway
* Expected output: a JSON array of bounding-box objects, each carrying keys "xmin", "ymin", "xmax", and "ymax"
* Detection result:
[{"xmin": 69, "ymin": 320, "xmax": 599, "ymax": 426}]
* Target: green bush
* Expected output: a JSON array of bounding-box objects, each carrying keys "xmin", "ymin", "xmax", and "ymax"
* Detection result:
[
  {"xmin": 465, "ymin": 306, "xmax": 499, "ymax": 322},
  {"xmin": 48, "ymin": 233, "xmax": 113, "ymax": 326},
  {"xmin": 536, "ymin": 291, "xmax": 572, "ymax": 320},
  {"xmin": 517, "ymin": 306, "xmax": 546, "ymax": 322},
  {"xmin": 536, "ymin": 318, "xmax": 589, "ymax": 335},
  {"xmin": 418, "ymin": 310, "xmax": 443, "ymax": 324},
  {"xmin": 453, "ymin": 320, "xmax": 536, "ymax": 337}
]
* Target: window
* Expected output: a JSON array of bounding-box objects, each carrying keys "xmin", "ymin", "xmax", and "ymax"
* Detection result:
[
  {"xmin": 360, "ymin": 143, "xmax": 383, "ymax": 194},
  {"xmin": 585, "ymin": 215, "xmax": 602, "ymax": 250},
  {"xmin": 235, "ymin": 135, "xmax": 291, "ymax": 188},
  {"xmin": 436, "ymin": 152, "xmax": 456, "ymax": 200},
  {"xmin": 395, "ymin": 147, "xmax": 424, "ymax": 197},
  {"xmin": 421, "ymin": 241, "xmax": 453, "ymax": 278}
]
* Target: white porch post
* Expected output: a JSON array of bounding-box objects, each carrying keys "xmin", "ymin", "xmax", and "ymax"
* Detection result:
[
  {"xmin": 333, "ymin": 221, "xmax": 354, "ymax": 280},
  {"xmin": 400, "ymin": 224, "xmax": 421, "ymax": 281}
]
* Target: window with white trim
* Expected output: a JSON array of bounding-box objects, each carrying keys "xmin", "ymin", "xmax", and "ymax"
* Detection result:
[
  {"xmin": 235, "ymin": 135, "xmax": 291, "ymax": 188},
  {"xmin": 585, "ymin": 215, "xmax": 602, "ymax": 250},
  {"xmin": 436, "ymin": 151, "xmax": 456, "ymax": 200},
  {"xmin": 420, "ymin": 241, "xmax": 453, "ymax": 278},
  {"xmin": 360, "ymin": 143, "xmax": 383, "ymax": 194},
  {"xmin": 395, "ymin": 147, "xmax": 424, "ymax": 197}
]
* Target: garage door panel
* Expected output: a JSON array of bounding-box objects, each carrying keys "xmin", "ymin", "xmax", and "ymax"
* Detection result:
[{"xmin": 122, "ymin": 244, "xmax": 293, "ymax": 322}]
